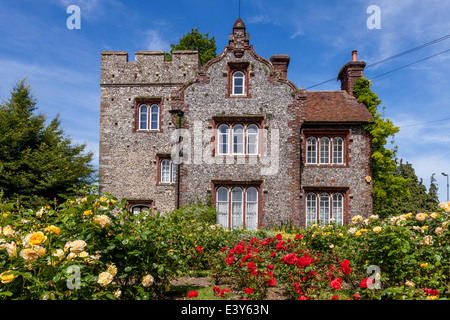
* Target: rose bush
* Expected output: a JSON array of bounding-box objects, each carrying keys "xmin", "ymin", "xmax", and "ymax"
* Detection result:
[{"xmin": 0, "ymin": 186, "xmax": 229, "ymax": 299}]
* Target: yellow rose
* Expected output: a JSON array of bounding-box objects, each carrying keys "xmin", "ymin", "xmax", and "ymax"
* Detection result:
[
  {"xmin": 53, "ymin": 249, "xmax": 65, "ymax": 260},
  {"xmin": 65, "ymin": 240, "xmax": 87, "ymax": 254},
  {"xmin": 373, "ymin": 226, "xmax": 382, "ymax": 233},
  {"xmin": 20, "ymin": 248, "xmax": 40, "ymax": 263},
  {"xmin": 142, "ymin": 274, "xmax": 154, "ymax": 287},
  {"xmin": 97, "ymin": 272, "xmax": 113, "ymax": 287},
  {"xmin": 5, "ymin": 242, "xmax": 17, "ymax": 258},
  {"xmin": 45, "ymin": 225, "xmax": 61, "ymax": 236},
  {"xmin": 107, "ymin": 264, "xmax": 118, "ymax": 277},
  {"xmin": 405, "ymin": 280, "xmax": 415, "ymax": 287},
  {"xmin": 415, "ymin": 213, "xmax": 426, "ymax": 221},
  {"xmin": 2, "ymin": 225, "xmax": 14, "ymax": 237},
  {"xmin": 430, "ymin": 212, "xmax": 439, "ymax": 219},
  {"xmin": 83, "ymin": 210, "xmax": 93, "ymax": 216},
  {"xmin": 355, "ymin": 231, "xmax": 362, "ymax": 237},
  {"xmin": 33, "ymin": 246, "xmax": 47, "ymax": 257},
  {"xmin": 420, "ymin": 263, "xmax": 428, "ymax": 268},
  {"xmin": 1, "ymin": 271, "xmax": 17, "ymax": 284},
  {"xmin": 93, "ymin": 215, "xmax": 111, "ymax": 228},
  {"xmin": 427, "ymin": 295, "xmax": 438, "ymax": 300},
  {"xmin": 29, "ymin": 232, "xmax": 47, "ymax": 246}
]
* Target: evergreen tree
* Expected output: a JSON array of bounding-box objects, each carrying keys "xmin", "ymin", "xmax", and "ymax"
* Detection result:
[
  {"xmin": 426, "ymin": 173, "xmax": 439, "ymax": 211},
  {"xmin": 0, "ymin": 79, "xmax": 94, "ymax": 207},
  {"xmin": 353, "ymin": 78, "xmax": 409, "ymax": 218},
  {"xmin": 165, "ymin": 27, "xmax": 217, "ymax": 66}
]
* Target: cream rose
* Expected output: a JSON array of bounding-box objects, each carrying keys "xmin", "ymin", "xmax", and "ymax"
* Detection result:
[
  {"xmin": 97, "ymin": 272, "xmax": 114, "ymax": 287},
  {"xmin": 93, "ymin": 215, "xmax": 111, "ymax": 228},
  {"xmin": 142, "ymin": 274, "xmax": 154, "ymax": 287}
]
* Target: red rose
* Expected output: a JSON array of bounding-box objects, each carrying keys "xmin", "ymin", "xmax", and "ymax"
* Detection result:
[
  {"xmin": 295, "ymin": 234, "xmax": 303, "ymax": 239},
  {"xmin": 276, "ymin": 233, "xmax": 282, "ymax": 240},
  {"xmin": 244, "ymin": 288, "xmax": 254, "ymax": 294},
  {"xmin": 298, "ymin": 295, "xmax": 307, "ymax": 300},
  {"xmin": 266, "ymin": 264, "xmax": 274, "ymax": 270},
  {"xmin": 281, "ymin": 252, "xmax": 298, "ymax": 265},
  {"xmin": 360, "ymin": 278, "xmax": 373, "ymax": 289},
  {"xmin": 341, "ymin": 265, "xmax": 352, "ymax": 275},
  {"xmin": 267, "ymin": 277, "xmax": 276, "ymax": 287},
  {"xmin": 340, "ymin": 260, "xmax": 350, "ymax": 267},
  {"xmin": 271, "ymin": 252, "xmax": 276, "ymax": 257},
  {"xmin": 196, "ymin": 246, "xmax": 203, "ymax": 253},
  {"xmin": 353, "ymin": 293, "xmax": 361, "ymax": 300},
  {"xmin": 296, "ymin": 255, "xmax": 313, "ymax": 268},
  {"xmin": 330, "ymin": 278, "xmax": 342, "ymax": 290},
  {"xmin": 331, "ymin": 295, "xmax": 339, "ymax": 300},
  {"xmin": 187, "ymin": 291, "xmax": 198, "ymax": 299}
]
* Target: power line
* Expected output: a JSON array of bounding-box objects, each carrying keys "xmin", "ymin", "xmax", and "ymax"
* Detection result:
[
  {"xmin": 368, "ymin": 48, "xmax": 450, "ymax": 80},
  {"xmin": 304, "ymin": 34, "xmax": 450, "ymax": 89},
  {"xmin": 399, "ymin": 117, "xmax": 450, "ymax": 128}
]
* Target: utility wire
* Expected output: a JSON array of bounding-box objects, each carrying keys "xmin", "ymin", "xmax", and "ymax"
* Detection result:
[
  {"xmin": 399, "ymin": 117, "xmax": 450, "ymax": 128},
  {"xmin": 304, "ymin": 34, "xmax": 450, "ymax": 89},
  {"xmin": 368, "ymin": 48, "xmax": 450, "ymax": 80}
]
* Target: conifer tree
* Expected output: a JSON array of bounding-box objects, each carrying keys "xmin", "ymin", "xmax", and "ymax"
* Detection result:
[{"xmin": 0, "ymin": 79, "xmax": 94, "ymax": 207}]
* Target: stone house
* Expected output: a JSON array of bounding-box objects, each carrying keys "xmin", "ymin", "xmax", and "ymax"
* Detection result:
[{"xmin": 99, "ymin": 18, "xmax": 373, "ymax": 229}]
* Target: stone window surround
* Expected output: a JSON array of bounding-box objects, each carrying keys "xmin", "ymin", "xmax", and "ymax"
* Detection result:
[
  {"xmin": 211, "ymin": 179, "xmax": 264, "ymax": 230},
  {"xmin": 225, "ymin": 61, "xmax": 252, "ymax": 98},
  {"xmin": 211, "ymin": 115, "xmax": 265, "ymax": 157},
  {"xmin": 302, "ymin": 186, "xmax": 349, "ymax": 225},
  {"xmin": 303, "ymin": 129, "xmax": 350, "ymax": 167},
  {"xmin": 133, "ymin": 97, "xmax": 163, "ymax": 133},
  {"xmin": 126, "ymin": 199, "xmax": 153, "ymax": 213}
]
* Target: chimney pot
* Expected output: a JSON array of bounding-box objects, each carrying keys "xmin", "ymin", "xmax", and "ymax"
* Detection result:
[{"xmin": 352, "ymin": 50, "xmax": 358, "ymax": 62}]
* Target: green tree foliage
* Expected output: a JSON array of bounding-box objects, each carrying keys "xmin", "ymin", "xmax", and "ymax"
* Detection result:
[
  {"xmin": 165, "ymin": 27, "xmax": 217, "ymax": 66},
  {"xmin": 0, "ymin": 79, "xmax": 94, "ymax": 207},
  {"xmin": 353, "ymin": 78, "xmax": 408, "ymax": 218},
  {"xmin": 384, "ymin": 160, "xmax": 438, "ymax": 214}
]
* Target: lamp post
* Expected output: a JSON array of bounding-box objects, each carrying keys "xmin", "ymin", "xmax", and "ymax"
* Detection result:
[{"xmin": 442, "ymin": 172, "xmax": 449, "ymax": 202}]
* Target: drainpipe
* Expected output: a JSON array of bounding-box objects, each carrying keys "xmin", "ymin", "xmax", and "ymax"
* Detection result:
[{"xmin": 169, "ymin": 109, "xmax": 184, "ymax": 209}]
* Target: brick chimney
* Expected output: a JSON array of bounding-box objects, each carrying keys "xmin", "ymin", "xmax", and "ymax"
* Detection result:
[
  {"xmin": 337, "ymin": 50, "xmax": 366, "ymax": 96},
  {"xmin": 270, "ymin": 55, "xmax": 290, "ymax": 79}
]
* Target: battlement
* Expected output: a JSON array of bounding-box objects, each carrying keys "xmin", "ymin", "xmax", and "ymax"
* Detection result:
[{"xmin": 100, "ymin": 50, "xmax": 201, "ymax": 85}]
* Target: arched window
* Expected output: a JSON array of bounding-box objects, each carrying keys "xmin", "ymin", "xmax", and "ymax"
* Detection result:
[
  {"xmin": 245, "ymin": 187, "xmax": 258, "ymax": 230},
  {"xmin": 218, "ymin": 124, "xmax": 229, "ymax": 155},
  {"xmin": 306, "ymin": 137, "xmax": 317, "ymax": 164},
  {"xmin": 306, "ymin": 193, "xmax": 317, "ymax": 227},
  {"xmin": 319, "ymin": 137, "xmax": 330, "ymax": 164},
  {"xmin": 161, "ymin": 159, "xmax": 171, "ymax": 183},
  {"xmin": 232, "ymin": 124, "xmax": 244, "ymax": 154},
  {"xmin": 150, "ymin": 104, "xmax": 159, "ymax": 130},
  {"xmin": 139, "ymin": 104, "xmax": 148, "ymax": 130},
  {"xmin": 216, "ymin": 187, "xmax": 229, "ymax": 229},
  {"xmin": 332, "ymin": 193, "xmax": 343, "ymax": 225},
  {"xmin": 246, "ymin": 125, "xmax": 258, "ymax": 155},
  {"xmin": 231, "ymin": 187, "xmax": 243, "ymax": 229},
  {"xmin": 319, "ymin": 193, "xmax": 330, "ymax": 224},
  {"xmin": 232, "ymin": 71, "xmax": 245, "ymax": 95},
  {"xmin": 333, "ymin": 137, "xmax": 344, "ymax": 164}
]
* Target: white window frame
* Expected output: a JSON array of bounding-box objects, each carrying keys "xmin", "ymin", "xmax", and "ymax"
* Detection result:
[
  {"xmin": 332, "ymin": 193, "xmax": 344, "ymax": 226},
  {"xmin": 150, "ymin": 104, "xmax": 159, "ymax": 130},
  {"xmin": 333, "ymin": 137, "xmax": 344, "ymax": 164},
  {"xmin": 139, "ymin": 104, "xmax": 148, "ymax": 130},
  {"xmin": 319, "ymin": 137, "xmax": 330, "ymax": 164},
  {"xmin": 306, "ymin": 193, "xmax": 317, "ymax": 227},
  {"xmin": 232, "ymin": 71, "xmax": 245, "ymax": 96},
  {"xmin": 246, "ymin": 124, "xmax": 259, "ymax": 155},
  {"xmin": 306, "ymin": 192, "xmax": 345, "ymax": 226},
  {"xmin": 215, "ymin": 186, "xmax": 259, "ymax": 230},
  {"xmin": 232, "ymin": 124, "xmax": 244, "ymax": 155},
  {"xmin": 160, "ymin": 158, "xmax": 176, "ymax": 183},
  {"xmin": 218, "ymin": 124, "xmax": 230, "ymax": 155},
  {"xmin": 306, "ymin": 137, "xmax": 317, "ymax": 164}
]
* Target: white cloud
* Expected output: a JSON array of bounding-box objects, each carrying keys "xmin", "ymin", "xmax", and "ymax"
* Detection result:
[{"xmin": 145, "ymin": 30, "xmax": 170, "ymax": 52}]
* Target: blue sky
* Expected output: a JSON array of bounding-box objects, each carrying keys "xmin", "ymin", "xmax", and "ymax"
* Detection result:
[{"xmin": 1, "ymin": 0, "xmax": 450, "ymax": 202}]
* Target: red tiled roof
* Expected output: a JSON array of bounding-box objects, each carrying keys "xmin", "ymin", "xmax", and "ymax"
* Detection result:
[{"xmin": 304, "ymin": 91, "xmax": 373, "ymax": 123}]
